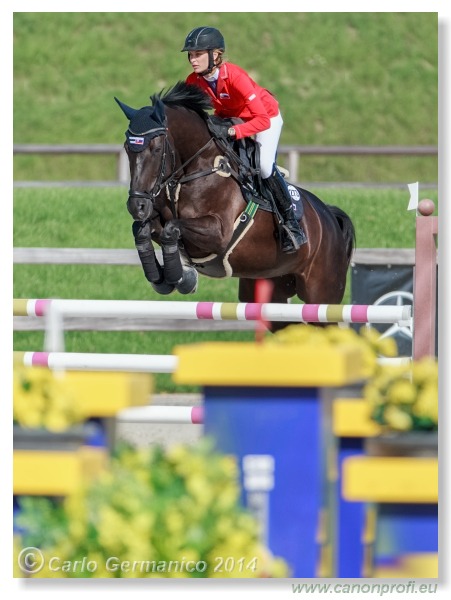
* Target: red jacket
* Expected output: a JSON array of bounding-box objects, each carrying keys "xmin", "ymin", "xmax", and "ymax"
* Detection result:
[{"xmin": 186, "ymin": 62, "xmax": 279, "ymax": 140}]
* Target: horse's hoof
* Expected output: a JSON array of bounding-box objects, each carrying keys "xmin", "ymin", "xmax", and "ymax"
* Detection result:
[
  {"xmin": 151, "ymin": 280, "xmax": 175, "ymax": 295},
  {"xmin": 176, "ymin": 267, "xmax": 199, "ymax": 295}
]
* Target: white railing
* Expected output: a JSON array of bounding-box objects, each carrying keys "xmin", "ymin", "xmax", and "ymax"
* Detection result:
[{"xmin": 12, "ymin": 246, "xmax": 417, "ymax": 334}]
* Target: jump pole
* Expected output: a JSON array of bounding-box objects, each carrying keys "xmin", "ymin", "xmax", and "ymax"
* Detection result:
[
  {"xmin": 14, "ymin": 351, "xmax": 177, "ymax": 373},
  {"xmin": 13, "ymin": 351, "xmax": 410, "ymax": 373},
  {"xmin": 13, "ymin": 300, "xmax": 412, "ymax": 324},
  {"xmin": 118, "ymin": 405, "xmax": 204, "ymax": 425},
  {"xmin": 12, "ymin": 300, "xmax": 412, "ymax": 352}
]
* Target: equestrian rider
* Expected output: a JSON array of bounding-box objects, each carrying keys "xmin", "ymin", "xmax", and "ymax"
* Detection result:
[{"xmin": 182, "ymin": 26, "xmax": 307, "ymax": 253}]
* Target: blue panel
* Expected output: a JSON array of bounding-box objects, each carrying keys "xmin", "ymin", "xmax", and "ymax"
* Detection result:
[
  {"xmin": 336, "ymin": 437, "xmax": 366, "ymax": 577},
  {"xmin": 376, "ymin": 503, "xmax": 438, "ymax": 556},
  {"xmin": 204, "ymin": 385, "xmax": 323, "ymax": 578}
]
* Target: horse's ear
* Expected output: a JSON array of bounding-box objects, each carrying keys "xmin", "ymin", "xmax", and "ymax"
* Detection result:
[
  {"xmin": 114, "ymin": 97, "xmax": 138, "ymax": 121},
  {"xmin": 151, "ymin": 98, "xmax": 166, "ymax": 126}
]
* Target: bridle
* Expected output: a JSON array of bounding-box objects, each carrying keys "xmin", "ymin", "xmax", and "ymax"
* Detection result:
[
  {"xmin": 127, "ymin": 126, "xmax": 173, "ymax": 206},
  {"xmin": 127, "ymin": 125, "xmax": 220, "ymax": 219}
]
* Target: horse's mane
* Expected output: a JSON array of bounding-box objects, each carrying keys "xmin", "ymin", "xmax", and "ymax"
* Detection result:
[{"xmin": 150, "ymin": 81, "xmax": 212, "ymax": 120}]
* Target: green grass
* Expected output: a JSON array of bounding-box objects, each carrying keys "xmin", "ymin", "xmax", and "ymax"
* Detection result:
[
  {"xmin": 13, "ymin": 186, "xmax": 438, "ymax": 392},
  {"xmin": 13, "ymin": 12, "xmax": 437, "ymax": 183},
  {"xmin": 14, "ymin": 188, "xmax": 133, "ymax": 249},
  {"xmin": 14, "ymin": 186, "xmax": 434, "ymax": 250}
]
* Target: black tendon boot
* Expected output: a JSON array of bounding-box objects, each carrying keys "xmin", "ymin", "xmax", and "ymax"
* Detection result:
[{"xmin": 266, "ymin": 166, "xmax": 307, "ymax": 253}]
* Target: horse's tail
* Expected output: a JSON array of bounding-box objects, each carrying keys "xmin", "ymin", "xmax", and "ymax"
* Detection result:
[{"xmin": 327, "ymin": 205, "xmax": 356, "ymax": 267}]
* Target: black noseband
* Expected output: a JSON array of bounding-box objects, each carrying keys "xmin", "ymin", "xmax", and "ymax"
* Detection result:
[{"xmin": 128, "ymin": 189, "xmax": 154, "ymax": 201}]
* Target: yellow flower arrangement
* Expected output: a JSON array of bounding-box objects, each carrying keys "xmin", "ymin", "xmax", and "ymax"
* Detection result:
[
  {"xmin": 267, "ymin": 322, "xmax": 438, "ymax": 432},
  {"xmin": 365, "ymin": 357, "xmax": 438, "ymax": 432},
  {"xmin": 269, "ymin": 323, "xmax": 398, "ymax": 378},
  {"xmin": 13, "ymin": 366, "xmax": 82, "ymax": 432},
  {"xmin": 14, "ymin": 439, "xmax": 290, "ymax": 578}
]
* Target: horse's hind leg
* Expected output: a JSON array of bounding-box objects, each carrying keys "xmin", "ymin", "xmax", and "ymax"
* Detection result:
[
  {"xmin": 295, "ymin": 263, "xmax": 348, "ymax": 306},
  {"xmin": 238, "ymin": 276, "xmax": 296, "ymax": 303},
  {"xmin": 239, "ymin": 275, "xmax": 297, "ymax": 332},
  {"xmin": 238, "ymin": 278, "xmax": 258, "ymax": 303}
]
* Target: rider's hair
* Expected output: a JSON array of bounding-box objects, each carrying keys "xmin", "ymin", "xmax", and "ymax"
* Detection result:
[{"xmin": 214, "ymin": 49, "xmax": 224, "ymax": 68}]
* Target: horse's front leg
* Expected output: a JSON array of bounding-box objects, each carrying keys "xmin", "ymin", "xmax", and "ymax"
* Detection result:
[
  {"xmin": 132, "ymin": 220, "xmax": 175, "ymax": 295},
  {"xmin": 160, "ymin": 215, "xmax": 228, "ymax": 294},
  {"xmin": 159, "ymin": 220, "xmax": 199, "ymax": 295}
]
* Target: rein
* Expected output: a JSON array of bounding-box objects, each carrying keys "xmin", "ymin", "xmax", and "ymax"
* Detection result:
[
  {"xmin": 129, "ymin": 133, "xmax": 226, "ymax": 220},
  {"xmin": 163, "ymin": 137, "xmax": 216, "ymax": 186}
]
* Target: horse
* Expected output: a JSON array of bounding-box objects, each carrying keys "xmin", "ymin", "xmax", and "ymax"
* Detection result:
[{"xmin": 115, "ymin": 81, "xmax": 356, "ymax": 330}]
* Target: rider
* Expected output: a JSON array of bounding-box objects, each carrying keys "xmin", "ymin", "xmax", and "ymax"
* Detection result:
[{"xmin": 181, "ymin": 26, "xmax": 307, "ymax": 253}]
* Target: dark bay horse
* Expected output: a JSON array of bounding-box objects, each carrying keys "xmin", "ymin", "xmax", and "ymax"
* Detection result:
[{"xmin": 116, "ymin": 82, "xmax": 356, "ymax": 327}]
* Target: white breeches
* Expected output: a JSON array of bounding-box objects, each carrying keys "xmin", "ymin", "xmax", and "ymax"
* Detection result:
[{"xmin": 255, "ymin": 111, "xmax": 283, "ymax": 179}]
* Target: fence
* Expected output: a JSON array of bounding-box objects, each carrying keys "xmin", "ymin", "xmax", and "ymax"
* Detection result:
[
  {"xmin": 12, "ymin": 247, "xmax": 256, "ymax": 333},
  {"xmin": 12, "ymin": 246, "xmax": 416, "ymax": 333},
  {"xmin": 13, "ymin": 144, "xmax": 438, "ymax": 186}
]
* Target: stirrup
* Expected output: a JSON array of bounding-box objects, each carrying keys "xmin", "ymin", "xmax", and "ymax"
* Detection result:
[
  {"xmin": 281, "ymin": 221, "xmax": 307, "ymax": 253},
  {"xmin": 281, "ymin": 227, "xmax": 301, "ymax": 253}
]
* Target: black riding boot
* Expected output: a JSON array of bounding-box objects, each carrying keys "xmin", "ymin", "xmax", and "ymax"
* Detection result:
[{"xmin": 266, "ymin": 166, "xmax": 307, "ymax": 253}]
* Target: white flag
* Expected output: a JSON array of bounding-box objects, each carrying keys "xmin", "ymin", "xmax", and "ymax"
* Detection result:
[{"xmin": 407, "ymin": 182, "xmax": 419, "ymax": 211}]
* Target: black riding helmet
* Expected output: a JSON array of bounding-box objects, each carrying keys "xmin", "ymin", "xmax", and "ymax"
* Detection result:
[
  {"xmin": 181, "ymin": 27, "xmax": 225, "ymax": 76},
  {"xmin": 182, "ymin": 26, "xmax": 225, "ymax": 52}
]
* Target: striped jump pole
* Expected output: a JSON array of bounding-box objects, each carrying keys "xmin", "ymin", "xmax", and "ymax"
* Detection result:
[
  {"xmin": 14, "ymin": 351, "xmax": 411, "ymax": 373},
  {"xmin": 118, "ymin": 405, "xmax": 203, "ymax": 425},
  {"xmin": 14, "ymin": 351, "xmax": 178, "ymax": 373},
  {"xmin": 13, "ymin": 299, "xmax": 412, "ymax": 324}
]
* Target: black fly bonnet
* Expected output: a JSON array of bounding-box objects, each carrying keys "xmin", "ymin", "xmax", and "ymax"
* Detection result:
[
  {"xmin": 115, "ymin": 95, "xmax": 174, "ymax": 206},
  {"xmin": 115, "ymin": 97, "xmax": 167, "ymax": 152}
]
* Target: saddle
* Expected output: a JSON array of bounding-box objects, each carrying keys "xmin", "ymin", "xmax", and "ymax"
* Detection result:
[
  {"xmin": 183, "ymin": 116, "xmax": 305, "ymax": 278},
  {"xmin": 206, "ymin": 115, "xmax": 304, "ymax": 221}
]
